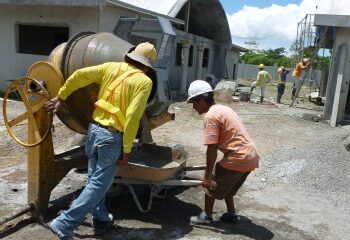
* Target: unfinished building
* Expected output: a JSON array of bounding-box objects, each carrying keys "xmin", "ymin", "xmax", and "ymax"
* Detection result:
[
  {"xmin": 314, "ymin": 14, "xmax": 350, "ymax": 126},
  {"xmin": 0, "ymin": 0, "xmax": 235, "ymax": 98},
  {"xmin": 296, "ymin": 13, "xmax": 350, "ymax": 126}
]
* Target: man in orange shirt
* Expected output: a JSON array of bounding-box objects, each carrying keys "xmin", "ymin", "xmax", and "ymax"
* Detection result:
[
  {"xmin": 292, "ymin": 58, "xmax": 311, "ymax": 99},
  {"xmin": 187, "ymin": 80, "xmax": 259, "ymax": 224}
]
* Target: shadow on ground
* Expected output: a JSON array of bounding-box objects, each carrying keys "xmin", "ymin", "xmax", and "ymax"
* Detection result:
[{"xmin": 1, "ymin": 186, "xmax": 274, "ymax": 240}]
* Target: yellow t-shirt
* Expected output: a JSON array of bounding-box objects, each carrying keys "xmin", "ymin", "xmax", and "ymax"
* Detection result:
[
  {"xmin": 256, "ymin": 70, "xmax": 271, "ymax": 87},
  {"xmin": 58, "ymin": 62, "xmax": 152, "ymax": 153}
]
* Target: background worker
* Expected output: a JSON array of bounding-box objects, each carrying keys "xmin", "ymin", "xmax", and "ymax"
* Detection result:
[
  {"xmin": 276, "ymin": 66, "xmax": 290, "ymax": 103},
  {"xmin": 45, "ymin": 42, "xmax": 157, "ymax": 239},
  {"xmin": 292, "ymin": 58, "xmax": 311, "ymax": 99},
  {"xmin": 187, "ymin": 80, "xmax": 259, "ymax": 225},
  {"xmin": 255, "ymin": 64, "xmax": 271, "ymax": 104}
]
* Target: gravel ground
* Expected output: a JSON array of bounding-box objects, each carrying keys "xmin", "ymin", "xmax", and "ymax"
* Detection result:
[
  {"xmin": 259, "ymin": 132, "xmax": 350, "ymax": 210},
  {"xmin": 1, "ymin": 88, "xmax": 350, "ymax": 240}
]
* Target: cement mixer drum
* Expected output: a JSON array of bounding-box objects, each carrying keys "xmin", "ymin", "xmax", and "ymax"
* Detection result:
[{"xmin": 47, "ymin": 32, "xmax": 157, "ymax": 134}]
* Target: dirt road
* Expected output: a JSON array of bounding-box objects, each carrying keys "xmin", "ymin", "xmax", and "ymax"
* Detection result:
[{"xmin": 0, "ymin": 94, "xmax": 349, "ymax": 240}]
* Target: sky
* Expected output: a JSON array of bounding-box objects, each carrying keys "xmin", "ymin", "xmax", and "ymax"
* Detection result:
[{"xmin": 221, "ymin": 0, "xmax": 350, "ymax": 52}]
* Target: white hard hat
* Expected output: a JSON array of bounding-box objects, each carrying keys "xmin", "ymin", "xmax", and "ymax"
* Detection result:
[{"xmin": 187, "ymin": 80, "xmax": 213, "ymax": 103}]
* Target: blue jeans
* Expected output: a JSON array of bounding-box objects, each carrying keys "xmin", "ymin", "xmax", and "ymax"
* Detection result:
[{"xmin": 50, "ymin": 123, "xmax": 122, "ymax": 237}]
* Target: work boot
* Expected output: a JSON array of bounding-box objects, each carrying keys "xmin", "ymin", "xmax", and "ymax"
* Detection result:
[
  {"xmin": 277, "ymin": 96, "xmax": 281, "ymax": 103},
  {"xmin": 93, "ymin": 213, "xmax": 114, "ymax": 236},
  {"xmin": 219, "ymin": 212, "xmax": 241, "ymax": 224},
  {"xmin": 48, "ymin": 221, "xmax": 73, "ymax": 240},
  {"xmin": 190, "ymin": 211, "xmax": 213, "ymax": 225},
  {"xmin": 260, "ymin": 96, "xmax": 264, "ymax": 104}
]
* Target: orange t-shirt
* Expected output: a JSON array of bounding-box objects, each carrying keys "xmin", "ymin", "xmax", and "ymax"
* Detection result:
[
  {"xmin": 203, "ymin": 104, "xmax": 259, "ymax": 172},
  {"xmin": 292, "ymin": 62, "xmax": 306, "ymax": 78}
]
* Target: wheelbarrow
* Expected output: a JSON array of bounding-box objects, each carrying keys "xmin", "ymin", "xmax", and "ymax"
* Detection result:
[{"xmin": 114, "ymin": 143, "xmax": 205, "ymax": 212}]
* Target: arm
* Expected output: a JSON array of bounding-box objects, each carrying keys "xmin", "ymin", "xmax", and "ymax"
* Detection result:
[
  {"xmin": 300, "ymin": 63, "xmax": 311, "ymax": 70},
  {"xmin": 57, "ymin": 63, "xmax": 107, "ymax": 100},
  {"xmin": 122, "ymin": 78, "xmax": 152, "ymax": 154},
  {"xmin": 202, "ymin": 144, "xmax": 218, "ymax": 189},
  {"xmin": 46, "ymin": 63, "xmax": 107, "ymax": 114}
]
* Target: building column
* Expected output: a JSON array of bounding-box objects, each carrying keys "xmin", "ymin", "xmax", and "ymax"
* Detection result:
[
  {"xmin": 179, "ymin": 39, "xmax": 191, "ymax": 95},
  {"xmin": 195, "ymin": 44, "xmax": 204, "ymax": 80}
]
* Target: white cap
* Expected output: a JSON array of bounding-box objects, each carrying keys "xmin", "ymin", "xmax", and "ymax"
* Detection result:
[{"xmin": 187, "ymin": 80, "xmax": 213, "ymax": 103}]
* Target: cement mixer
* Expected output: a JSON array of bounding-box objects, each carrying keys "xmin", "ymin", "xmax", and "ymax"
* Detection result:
[
  {"xmin": 47, "ymin": 31, "xmax": 167, "ymax": 135},
  {"xmin": 1, "ymin": 32, "xmax": 203, "ymax": 220}
]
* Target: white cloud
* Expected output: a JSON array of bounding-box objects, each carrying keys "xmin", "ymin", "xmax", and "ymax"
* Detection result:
[{"xmin": 227, "ymin": 0, "xmax": 350, "ymax": 50}]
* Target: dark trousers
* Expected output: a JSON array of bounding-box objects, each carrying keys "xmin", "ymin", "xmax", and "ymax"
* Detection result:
[{"xmin": 277, "ymin": 83, "xmax": 286, "ymax": 97}]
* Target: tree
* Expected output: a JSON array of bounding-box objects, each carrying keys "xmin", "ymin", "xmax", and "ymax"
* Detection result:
[
  {"xmin": 262, "ymin": 48, "xmax": 286, "ymax": 60},
  {"xmin": 239, "ymin": 46, "xmax": 293, "ymax": 67},
  {"xmin": 239, "ymin": 41, "xmax": 329, "ymax": 70}
]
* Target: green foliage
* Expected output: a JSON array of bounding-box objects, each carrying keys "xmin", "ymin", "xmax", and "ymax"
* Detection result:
[
  {"xmin": 239, "ymin": 42, "xmax": 329, "ymax": 70},
  {"xmin": 314, "ymin": 55, "xmax": 330, "ymax": 70},
  {"xmin": 239, "ymin": 48, "xmax": 293, "ymax": 67},
  {"xmin": 262, "ymin": 47, "xmax": 286, "ymax": 59}
]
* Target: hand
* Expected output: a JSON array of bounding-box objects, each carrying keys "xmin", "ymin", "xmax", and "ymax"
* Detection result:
[
  {"xmin": 201, "ymin": 177, "xmax": 212, "ymax": 190},
  {"xmin": 117, "ymin": 152, "xmax": 130, "ymax": 166},
  {"xmin": 45, "ymin": 96, "xmax": 63, "ymax": 115}
]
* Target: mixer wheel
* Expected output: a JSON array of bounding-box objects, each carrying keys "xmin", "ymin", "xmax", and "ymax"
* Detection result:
[{"xmin": 2, "ymin": 77, "xmax": 52, "ymax": 147}]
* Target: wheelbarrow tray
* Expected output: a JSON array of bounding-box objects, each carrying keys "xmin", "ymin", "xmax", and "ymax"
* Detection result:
[{"xmin": 116, "ymin": 144, "xmax": 187, "ymax": 182}]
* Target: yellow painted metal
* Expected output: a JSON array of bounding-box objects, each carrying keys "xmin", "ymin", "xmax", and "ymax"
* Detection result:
[
  {"xmin": 27, "ymin": 111, "xmax": 55, "ymax": 217},
  {"xmin": 2, "ymin": 77, "xmax": 52, "ymax": 147},
  {"xmin": 48, "ymin": 42, "xmax": 66, "ymax": 71},
  {"xmin": 26, "ymin": 61, "xmax": 64, "ymax": 99}
]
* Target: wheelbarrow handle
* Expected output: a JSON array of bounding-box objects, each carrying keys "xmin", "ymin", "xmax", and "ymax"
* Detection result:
[{"xmin": 184, "ymin": 165, "xmax": 206, "ymax": 171}]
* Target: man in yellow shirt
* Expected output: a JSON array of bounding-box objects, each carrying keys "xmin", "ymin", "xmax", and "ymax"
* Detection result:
[
  {"xmin": 46, "ymin": 42, "xmax": 157, "ymax": 239},
  {"xmin": 255, "ymin": 64, "xmax": 271, "ymax": 104}
]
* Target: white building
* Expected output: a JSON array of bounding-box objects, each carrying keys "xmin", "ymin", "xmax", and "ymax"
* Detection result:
[{"xmin": 0, "ymin": 0, "xmax": 238, "ymax": 97}]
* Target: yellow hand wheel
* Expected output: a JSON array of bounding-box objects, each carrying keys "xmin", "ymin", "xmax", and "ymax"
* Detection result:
[{"xmin": 3, "ymin": 77, "xmax": 52, "ymax": 147}]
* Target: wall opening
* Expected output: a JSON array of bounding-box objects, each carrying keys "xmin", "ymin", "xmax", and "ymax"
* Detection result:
[
  {"xmin": 202, "ymin": 48, "xmax": 209, "ymax": 67},
  {"xmin": 345, "ymin": 87, "xmax": 350, "ymax": 120},
  {"xmin": 188, "ymin": 45, "xmax": 193, "ymax": 67},
  {"xmin": 175, "ymin": 43, "xmax": 182, "ymax": 66},
  {"xmin": 18, "ymin": 25, "xmax": 69, "ymax": 55}
]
